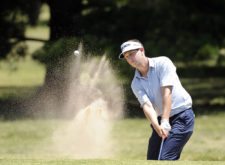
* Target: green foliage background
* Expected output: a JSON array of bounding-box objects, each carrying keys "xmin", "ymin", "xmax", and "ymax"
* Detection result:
[{"xmin": 0, "ymin": 0, "xmax": 225, "ymax": 117}]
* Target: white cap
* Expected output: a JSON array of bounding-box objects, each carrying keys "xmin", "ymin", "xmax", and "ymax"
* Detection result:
[{"xmin": 118, "ymin": 41, "xmax": 143, "ymax": 59}]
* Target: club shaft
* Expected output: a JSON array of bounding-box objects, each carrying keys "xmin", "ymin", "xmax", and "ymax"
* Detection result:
[{"xmin": 158, "ymin": 139, "xmax": 164, "ymax": 160}]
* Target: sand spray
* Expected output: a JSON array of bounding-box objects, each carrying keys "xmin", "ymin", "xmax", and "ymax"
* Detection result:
[{"xmin": 48, "ymin": 44, "xmax": 124, "ymax": 158}]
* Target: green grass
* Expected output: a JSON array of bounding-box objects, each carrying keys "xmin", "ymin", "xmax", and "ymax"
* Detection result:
[
  {"xmin": 0, "ymin": 50, "xmax": 225, "ymax": 165},
  {"xmin": 0, "ymin": 57, "xmax": 45, "ymax": 87},
  {"xmin": 0, "ymin": 58, "xmax": 225, "ymax": 164},
  {"xmin": 0, "ymin": 159, "xmax": 223, "ymax": 165},
  {"xmin": 114, "ymin": 115, "xmax": 225, "ymax": 161},
  {"xmin": 0, "ymin": 57, "xmax": 45, "ymax": 100},
  {"xmin": 0, "ymin": 114, "xmax": 224, "ymax": 164},
  {"xmin": 0, "ymin": 16, "xmax": 225, "ymax": 164},
  {"xmin": 0, "ymin": 19, "xmax": 47, "ymax": 100}
]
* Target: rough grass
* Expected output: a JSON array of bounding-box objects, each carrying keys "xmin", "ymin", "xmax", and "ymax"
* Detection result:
[
  {"xmin": 0, "ymin": 159, "xmax": 224, "ymax": 165},
  {"xmin": 113, "ymin": 115, "xmax": 225, "ymax": 161},
  {"xmin": 0, "ymin": 57, "xmax": 45, "ymax": 87},
  {"xmin": 0, "ymin": 46, "xmax": 225, "ymax": 164},
  {"xmin": 0, "ymin": 57, "xmax": 224, "ymax": 164},
  {"xmin": 0, "ymin": 58, "xmax": 45, "ymax": 102},
  {"xmin": 1, "ymin": 5, "xmax": 224, "ymax": 164},
  {"xmin": 0, "ymin": 114, "xmax": 225, "ymax": 164}
]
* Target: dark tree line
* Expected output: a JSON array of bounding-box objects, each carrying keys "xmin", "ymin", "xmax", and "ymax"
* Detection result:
[
  {"xmin": 1, "ymin": 0, "xmax": 225, "ymax": 116},
  {"xmin": 1, "ymin": 0, "xmax": 225, "ymax": 60}
]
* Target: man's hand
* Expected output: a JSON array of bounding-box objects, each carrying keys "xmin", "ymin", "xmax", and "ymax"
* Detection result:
[
  {"xmin": 142, "ymin": 102, "xmax": 171, "ymax": 139},
  {"xmin": 150, "ymin": 124, "xmax": 165, "ymax": 139},
  {"xmin": 160, "ymin": 119, "xmax": 171, "ymax": 139}
]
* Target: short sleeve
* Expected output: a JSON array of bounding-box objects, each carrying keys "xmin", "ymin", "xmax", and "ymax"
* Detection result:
[
  {"xmin": 158, "ymin": 57, "xmax": 177, "ymax": 87},
  {"xmin": 131, "ymin": 81, "xmax": 150, "ymax": 107}
]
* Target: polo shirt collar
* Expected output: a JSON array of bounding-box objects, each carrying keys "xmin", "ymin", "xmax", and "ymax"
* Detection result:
[{"xmin": 134, "ymin": 58, "xmax": 155, "ymax": 79}]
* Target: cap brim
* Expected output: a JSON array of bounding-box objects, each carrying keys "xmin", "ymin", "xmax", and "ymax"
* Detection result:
[
  {"xmin": 118, "ymin": 40, "xmax": 143, "ymax": 59},
  {"xmin": 118, "ymin": 52, "xmax": 124, "ymax": 59}
]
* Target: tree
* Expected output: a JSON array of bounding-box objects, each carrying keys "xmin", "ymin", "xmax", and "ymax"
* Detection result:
[
  {"xmin": 46, "ymin": 0, "xmax": 83, "ymax": 40},
  {"xmin": 0, "ymin": 0, "xmax": 44, "ymax": 59},
  {"xmin": 1, "ymin": 0, "xmax": 225, "ymax": 117}
]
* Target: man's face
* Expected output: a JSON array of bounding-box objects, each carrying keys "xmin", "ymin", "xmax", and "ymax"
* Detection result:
[{"xmin": 124, "ymin": 49, "xmax": 143, "ymax": 68}]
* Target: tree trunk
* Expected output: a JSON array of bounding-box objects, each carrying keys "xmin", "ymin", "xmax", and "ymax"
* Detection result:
[
  {"xmin": 46, "ymin": 0, "xmax": 83, "ymax": 40},
  {"xmin": 29, "ymin": 0, "xmax": 83, "ymax": 117}
]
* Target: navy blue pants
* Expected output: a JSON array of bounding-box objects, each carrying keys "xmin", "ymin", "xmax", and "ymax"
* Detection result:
[{"xmin": 147, "ymin": 108, "xmax": 195, "ymax": 160}]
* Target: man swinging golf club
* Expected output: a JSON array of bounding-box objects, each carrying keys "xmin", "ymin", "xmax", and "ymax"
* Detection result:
[{"xmin": 118, "ymin": 39, "xmax": 195, "ymax": 160}]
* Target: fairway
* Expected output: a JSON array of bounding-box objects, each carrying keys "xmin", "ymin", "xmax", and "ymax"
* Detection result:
[
  {"xmin": 0, "ymin": 159, "xmax": 224, "ymax": 165},
  {"xmin": 0, "ymin": 114, "xmax": 225, "ymax": 164},
  {"xmin": 1, "ymin": 1, "xmax": 225, "ymax": 165},
  {"xmin": 0, "ymin": 57, "xmax": 225, "ymax": 164}
]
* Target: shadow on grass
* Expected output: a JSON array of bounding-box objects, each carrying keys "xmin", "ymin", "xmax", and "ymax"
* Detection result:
[
  {"xmin": 0, "ymin": 86, "xmax": 40, "ymax": 120},
  {"xmin": 124, "ymin": 77, "xmax": 225, "ymax": 118},
  {"xmin": 0, "ymin": 77, "xmax": 225, "ymax": 120},
  {"xmin": 125, "ymin": 102, "xmax": 225, "ymax": 118}
]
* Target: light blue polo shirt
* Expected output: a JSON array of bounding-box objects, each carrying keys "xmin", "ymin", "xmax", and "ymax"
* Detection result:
[{"xmin": 131, "ymin": 56, "xmax": 192, "ymax": 117}]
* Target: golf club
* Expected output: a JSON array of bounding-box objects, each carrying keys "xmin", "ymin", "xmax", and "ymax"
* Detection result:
[{"xmin": 158, "ymin": 139, "xmax": 164, "ymax": 160}]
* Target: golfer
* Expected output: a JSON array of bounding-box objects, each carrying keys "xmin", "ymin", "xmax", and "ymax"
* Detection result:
[{"xmin": 118, "ymin": 39, "xmax": 195, "ymax": 160}]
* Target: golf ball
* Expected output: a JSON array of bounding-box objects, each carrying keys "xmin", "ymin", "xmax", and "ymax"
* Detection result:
[{"xmin": 74, "ymin": 50, "xmax": 80, "ymax": 56}]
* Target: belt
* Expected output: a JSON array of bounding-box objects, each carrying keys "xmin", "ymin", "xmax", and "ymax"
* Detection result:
[
  {"xmin": 170, "ymin": 107, "xmax": 192, "ymax": 121},
  {"xmin": 157, "ymin": 107, "xmax": 192, "ymax": 123}
]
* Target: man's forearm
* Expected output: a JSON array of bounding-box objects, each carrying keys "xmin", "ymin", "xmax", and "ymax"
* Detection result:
[
  {"xmin": 160, "ymin": 86, "xmax": 172, "ymax": 136},
  {"xmin": 143, "ymin": 102, "xmax": 162, "ymax": 135},
  {"xmin": 161, "ymin": 86, "xmax": 172, "ymax": 120}
]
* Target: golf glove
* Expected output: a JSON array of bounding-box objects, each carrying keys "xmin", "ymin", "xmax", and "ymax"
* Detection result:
[{"xmin": 160, "ymin": 119, "xmax": 171, "ymax": 131}]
